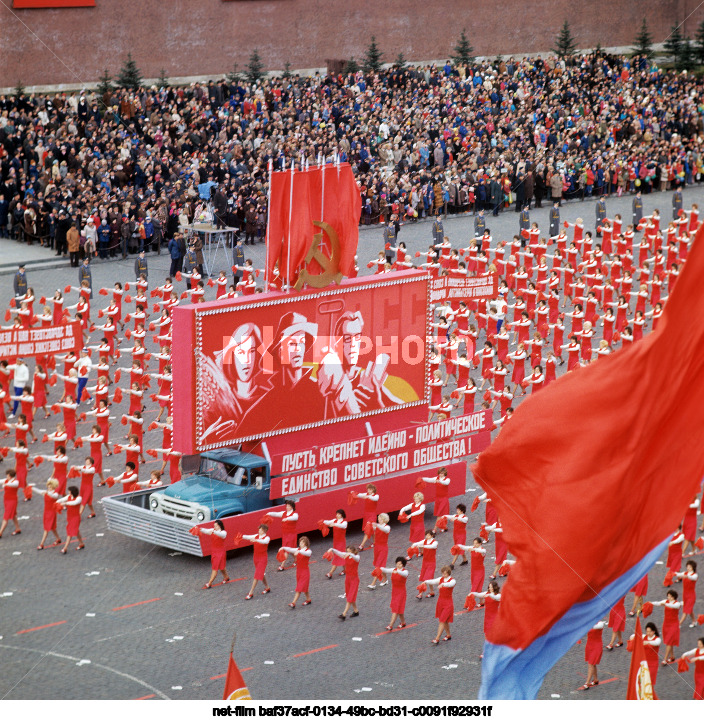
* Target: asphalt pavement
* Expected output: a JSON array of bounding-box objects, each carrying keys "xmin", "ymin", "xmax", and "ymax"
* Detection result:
[{"xmin": 1, "ymin": 185, "xmax": 703, "ymax": 702}]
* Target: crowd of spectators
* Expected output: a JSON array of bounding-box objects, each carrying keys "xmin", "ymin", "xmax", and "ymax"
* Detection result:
[{"xmin": 1, "ymin": 50, "xmax": 703, "ymax": 262}]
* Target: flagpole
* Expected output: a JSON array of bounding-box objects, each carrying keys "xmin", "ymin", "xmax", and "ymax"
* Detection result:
[
  {"xmin": 264, "ymin": 159, "xmax": 273, "ymax": 293},
  {"xmin": 286, "ymin": 159, "xmax": 294, "ymax": 292}
]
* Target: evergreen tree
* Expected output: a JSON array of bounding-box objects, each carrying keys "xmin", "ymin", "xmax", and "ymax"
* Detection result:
[
  {"xmin": 96, "ymin": 69, "xmax": 113, "ymax": 110},
  {"xmin": 394, "ymin": 52, "xmax": 407, "ymax": 68},
  {"xmin": 451, "ymin": 29, "xmax": 474, "ymax": 65},
  {"xmin": 694, "ymin": 20, "xmax": 704, "ymax": 65},
  {"xmin": 553, "ymin": 21, "xmax": 577, "ymax": 58},
  {"xmin": 344, "ymin": 57, "xmax": 359, "ymax": 75},
  {"xmin": 632, "ymin": 18, "xmax": 654, "ymax": 58},
  {"xmin": 282, "ymin": 61, "xmax": 293, "ymax": 80},
  {"xmin": 226, "ymin": 63, "xmax": 241, "ymax": 84},
  {"xmin": 117, "ymin": 52, "xmax": 142, "ymax": 90},
  {"xmin": 363, "ymin": 36, "xmax": 383, "ymax": 73},
  {"xmin": 157, "ymin": 68, "xmax": 169, "ymax": 88},
  {"xmin": 246, "ymin": 49, "xmax": 265, "ymax": 84},
  {"xmin": 663, "ymin": 24, "xmax": 683, "ymax": 63},
  {"xmin": 677, "ymin": 37, "xmax": 696, "ymax": 71},
  {"xmin": 14, "ymin": 80, "xmax": 25, "ymax": 100}
]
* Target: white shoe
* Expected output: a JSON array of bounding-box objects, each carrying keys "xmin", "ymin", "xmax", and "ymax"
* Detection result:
[
  {"xmin": 367, "ymin": 584, "xmax": 376, "ymax": 589},
  {"xmin": 379, "ymin": 581, "xmax": 388, "ymax": 587}
]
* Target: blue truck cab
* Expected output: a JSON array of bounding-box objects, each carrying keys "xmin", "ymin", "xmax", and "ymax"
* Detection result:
[{"xmin": 148, "ymin": 449, "xmax": 272, "ymax": 523}]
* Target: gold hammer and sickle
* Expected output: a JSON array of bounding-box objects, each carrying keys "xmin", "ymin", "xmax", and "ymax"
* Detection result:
[{"xmin": 294, "ymin": 220, "xmax": 343, "ymax": 290}]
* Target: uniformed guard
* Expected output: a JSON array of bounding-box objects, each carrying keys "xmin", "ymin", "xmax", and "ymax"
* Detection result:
[
  {"xmin": 474, "ymin": 209, "xmax": 486, "ymax": 238},
  {"xmin": 78, "ymin": 257, "xmax": 93, "ymax": 299},
  {"xmin": 432, "ymin": 212, "xmax": 444, "ymax": 251},
  {"xmin": 672, "ymin": 187, "xmax": 683, "ymax": 221},
  {"xmin": 595, "ymin": 197, "xmax": 607, "ymax": 236},
  {"xmin": 13, "ymin": 264, "xmax": 27, "ymax": 299},
  {"xmin": 549, "ymin": 201, "xmax": 560, "ymax": 238},
  {"xmin": 134, "ymin": 250, "xmax": 149, "ymax": 281},
  {"xmin": 519, "ymin": 206, "xmax": 530, "ymax": 245},
  {"xmin": 383, "ymin": 221, "xmax": 396, "ymax": 264},
  {"xmin": 632, "ymin": 191, "xmax": 643, "ymax": 227}
]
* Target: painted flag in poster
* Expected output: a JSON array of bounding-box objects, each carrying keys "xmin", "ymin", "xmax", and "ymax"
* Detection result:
[
  {"xmin": 472, "ymin": 224, "xmax": 704, "ymax": 699},
  {"xmin": 626, "ymin": 616, "xmax": 657, "ymax": 700},
  {"xmin": 222, "ymin": 647, "xmax": 252, "ymax": 701}
]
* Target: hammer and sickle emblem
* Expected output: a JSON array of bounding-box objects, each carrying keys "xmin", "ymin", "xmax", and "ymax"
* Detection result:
[{"xmin": 294, "ymin": 220, "xmax": 343, "ymax": 290}]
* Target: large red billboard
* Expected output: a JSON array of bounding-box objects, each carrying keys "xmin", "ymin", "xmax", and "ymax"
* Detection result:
[
  {"xmin": 173, "ymin": 272, "xmax": 429, "ymax": 452},
  {"xmin": 0, "ymin": 321, "xmax": 82, "ymax": 360}
]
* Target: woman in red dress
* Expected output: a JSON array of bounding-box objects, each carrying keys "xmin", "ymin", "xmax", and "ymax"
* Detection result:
[
  {"xmin": 367, "ymin": 513, "xmax": 390, "ymax": 589},
  {"xmin": 446, "ymin": 503, "xmax": 469, "ymax": 566},
  {"xmin": 0, "ymin": 469, "xmax": 21, "ymax": 538},
  {"xmin": 281, "ymin": 536, "xmax": 312, "ymax": 608},
  {"xmin": 32, "ymin": 478, "xmax": 62, "ymax": 549},
  {"xmin": 472, "ymin": 580, "xmax": 501, "ymax": 643},
  {"xmin": 579, "ymin": 620, "xmax": 605, "ymax": 690},
  {"xmin": 199, "ymin": 520, "xmax": 229, "ymax": 589},
  {"xmin": 651, "ymin": 590, "xmax": 682, "ymax": 664},
  {"xmin": 411, "ymin": 530, "xmax": 438, "ymax": 599},
  {"xmin": 606, "ymin": 596, "xmax": 626, "ymax": 649},
  {"xmin": 381, "ymin": 557, "xmax": 408, "ymax": 631},
  {"xmin": 243, "ymin": 524, "xmax": 271, "ymax": 599},
  {"xmin": 331, "ymin": 544, "xmax": 360, "ymax": 620},
  {"xmin": 680, "ymin": 637, "xmax": 704, "ymax": 699},
  {"xmin": 675, "ymin": 560, "xmax": 698, "ymax": 627},
  {"xmin": 666, "ymin": 527, "xmax": 685, "ymax": 574},
  {"xmin": 458, "ymin": 537, "xmax": 487, "ymax": 602},
  {"xmin": 268, "ymin": 500, "xmax": 298, "ymax": 571},
  {"xmin": 59, "ymin": 485, "xmax": 84, "ymax": 553},
  {"xmin": 638, "ymin": 622, "xmax": 662, "ymax": 686},
  {"xmin": 323, "ymin": 509, "xmax": 348, "ymax": 578},
  {"xmin": 427, "ymin": 565, "xmax": 456, "ymax": 643},
  {"xmin": 355, "ymin": 483, "xmax": 379, "ymax": 551},
  {"xmin": 73, "ymin": 457, "xmax": 97, "ymax": 518},
  {"xmin": 629, "ymin": 572, "xmax": 648, "ymax": 616},
  {"xmin": 420, "ymin": 468, "xmax": 451, "ymax": 532},
  {"xmin": 400, "ymin": 492, "xmax": 426, "ymax": 549}
]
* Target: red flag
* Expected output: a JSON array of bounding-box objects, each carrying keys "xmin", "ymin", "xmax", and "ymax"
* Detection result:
[
  {"xmin": 306, "ymin": 163, "xmax": 361, "ymax": 279},
  {"xmin": 472, "ymin": 222, "xmax": 704, "ymax": 656},
  {"xmin": 266, "ymin": 168, "xmax": 313, "ymax": 287},
  {"xmin": 222, "ymin": 650, "xmax": 251, "ymax": 701},
  {"xmin": 626, "ymin": 616, "xmax": 657, "ymax": 700}
]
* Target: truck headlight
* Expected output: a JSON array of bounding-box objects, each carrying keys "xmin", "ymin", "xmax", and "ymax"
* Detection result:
[
  {"xmin": 196, "ymin": 510, "xmax": 205, "ymax": 522},
  {"xmin": 150, "ymin": 497, "xmax": 159, "ymax": 509}
]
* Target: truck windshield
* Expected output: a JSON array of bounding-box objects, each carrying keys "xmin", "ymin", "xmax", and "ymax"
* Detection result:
[{"xmin": 199, "ymin": 458, "xmax": 245, "ymax": 485}]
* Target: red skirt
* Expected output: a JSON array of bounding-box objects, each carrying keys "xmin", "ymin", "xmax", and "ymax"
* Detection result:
[
  {"xmin": 662, "ymin": 619, "xmax": 680, "ymax": 648},
  {"xmin": 295, "ymin": 567, "xmax": 310, "ymax": 594},
  {"xmin": 3, "ymin": 494, "xmax": 17, "ymax": 521},
  {"xmin": 409, "ymin": 515, "xmax": 425, "ymax": 544},
  {"xmin": 373, "ymin": 543, "xmax": 388, "ymax": 569},
  {"xmin": 683, "ymin": 579, "xmax": 696, "ymax": 615},
  {"xmin": 608, "ymin": 600, "xmax": 626, "ymax": 633},
  {"xmin": 435, "ymin": 597, "xmax": 454, "ymax": 623},
  {"xmin": 585, "ymin": 636, "xmax": 603, "ymax": 665},
  {"xmin": 281, "ymin": 533, "xmax": 297, "ymax": 550},
  {"xmin": 471, "ymin": 566, "xmax": 485, "ymax": 593},
  {"xmin": 66, "ymin": 506, "xmax": 81, "ymax": 536},
  {"xmin": 80, "ymin": 480, "xmax": 93, "ymax": 507},
  {"xmin": 631, "ymin": 575, "xmax": 648, "ymax": 597},
  {"xmin": 345, "ymin": 575, "xmax": 359, "ymax": 604},
  {"xmin": 434, "ymin": 495, "xmax": 450, "ymax": 518},
  {"xmin": 211, "ymin": 548, "xmax": 226, "ymax": 571},
  {"xmin": 253, "ymin": 550, "xmax": 268, "ymax": 580},
  {"xmin": 390, "ymin": 587, "xmax": 406, "ymax": 615}
]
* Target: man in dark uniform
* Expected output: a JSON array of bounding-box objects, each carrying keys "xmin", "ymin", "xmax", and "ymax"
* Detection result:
[
  {"xmin": 432, "ymin": 212, "xmax": 444, "ymax": 250},
  {"xmin": 549, "ymin": 201, "xmax": 560, "ymax": 238},
  {"xmin": 134, "ymin": 250, "xmax": 149, "ymax": 281},
  {"xmin": 78, "ymin": 257, "xmax": 93, "ymax": 299},
  {"xmin": 595, "ymin": 197, "xmax": 607, "ymax": 236},
  {"xmin": 672, "ymin": 187, "xmax": 683, "ymax": 221},
  {"xmin": 519, "ymin": 206, "xmax": 530, "ymax": 245},
  {"xmin": 13, "ymin": 264, "xmax": 27, "ymax": 299},
  {"xmin": 382, "ymin": 220, "xmax": 396, "ymax": 264},
  {"xmin": 632, "ymin": 191, "xmax": 643, "ymax": 227},
  {"xmin": 474, "ymin": 208, "xmax": 486, "ymax": 238},
  {"xmin": 232, "ymin": 238, "xmax": 245, "ymax": 286},
  {"xmin": 212, "ymin": 186, "xmax": 228, "ymax": 229}
]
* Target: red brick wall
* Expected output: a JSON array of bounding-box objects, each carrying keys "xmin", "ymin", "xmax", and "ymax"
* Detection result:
[{"xmin": 0, "ymin": 0, "xmax": 699, "ymax": 88}]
